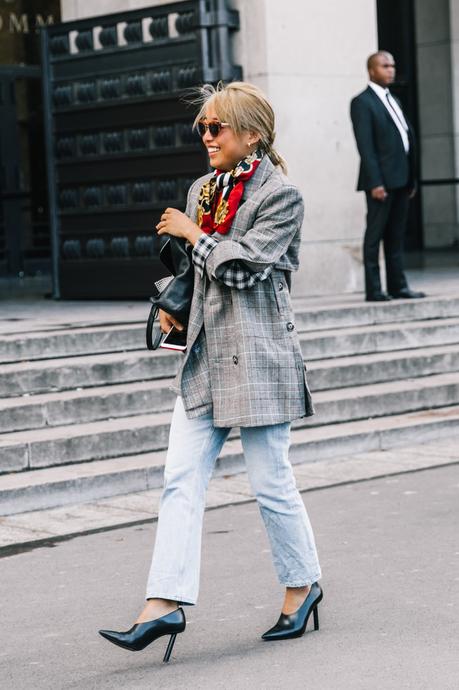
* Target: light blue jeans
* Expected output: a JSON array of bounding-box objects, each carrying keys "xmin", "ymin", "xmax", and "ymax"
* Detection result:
[{"xmin": 146, "ymin": 396, "xmax": 321, "ymax": 604}]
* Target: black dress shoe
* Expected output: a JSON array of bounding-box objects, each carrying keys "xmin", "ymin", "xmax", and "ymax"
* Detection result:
[
  {"xmin": 366, "ymin": 292, "xmax": 392, "ymax": 302},
  {"xmin": 99, "ymin": 608, "xmax": 186, "ymax": 662},
  {"xmin": 389, "ymin": 288, "xmax": 426, "ymax": 299},
  {"xmin": 262, "ymin": 582, "xmax": 323, "ymax": 641}
]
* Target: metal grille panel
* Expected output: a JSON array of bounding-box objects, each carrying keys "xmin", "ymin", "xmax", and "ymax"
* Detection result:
[{"xmin": 41, "ymin": 1, "xmax": 241, "ymax": 298}]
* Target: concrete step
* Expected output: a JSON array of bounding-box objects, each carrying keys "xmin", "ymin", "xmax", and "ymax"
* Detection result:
[
  {"xmin": 0, "ymin": 323, "xmax": 145, "ymax": 364},
  {"xmin": 2, "ymin": 295, "xmax": 459, "ymax": 364},
  {"xmin": 294, "ymin": 294, "xmax": 459, "ymax": 332},
  {"xmin": 2, "ymin": 341, "xmax": 459, "ymax": 399},
  {"xmin": 2, "ymin": 372, "xmax": 459, "ymax": 472},
  {"xmin": 309, "ymin": 343, "xmax": 459, "ymax": 391},
  {"xmin": 2, "ymin": 365, "xmax": 459, "ymax": 436},
  {"xmin": 0, "ymin": 379, "xmax": 176, "ymax": 433},
  {"xmin": 0, "ymin": 349, "xmax": 180, "ymax": 397},
  {"xmin": 0, "ymin": 410, "xmax": 172, "ymax": 474},
  {"xmin": 2, "ymin": 319, "xmax": 458, "ymax": 381},
  {"xmin": 2, "ymin": 404, "xmax": 459, "ymax": 516},
  {"xmin": 301, "ymin": 316, "xmax": 459, "ymax": 360},
  {"xmin": 309, "ymin": 371, "xmax": 459, "ymax": 426}
]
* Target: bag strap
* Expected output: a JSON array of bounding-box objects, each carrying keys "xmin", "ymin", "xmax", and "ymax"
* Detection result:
[{"xmin": 146, "ymin": 305, "xmax": 162, "ymax": 350}]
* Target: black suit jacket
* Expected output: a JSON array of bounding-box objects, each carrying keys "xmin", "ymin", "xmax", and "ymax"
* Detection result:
[{"xmin": 350, "ymin": 86, "xmax": 417, "ymax": 191}]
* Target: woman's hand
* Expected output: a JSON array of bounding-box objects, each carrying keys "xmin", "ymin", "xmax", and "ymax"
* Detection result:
[
  {"xmin": 156, "ymin": 208, "xmax": 196, "ymax": 239},
  {"xmin": 159, "ymin": 309, "xmax": 184, "ymax": 334},
  {"xmin": 156, "ymin": 208, "xmax": 204, "ymax": 246}
]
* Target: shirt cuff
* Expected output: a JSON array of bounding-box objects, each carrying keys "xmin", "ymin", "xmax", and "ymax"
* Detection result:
[{"xmin": 192, "ymin": 234, "xmax": 218, "ymax": 277}]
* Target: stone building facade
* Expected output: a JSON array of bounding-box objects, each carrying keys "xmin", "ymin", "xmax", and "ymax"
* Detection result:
[{"xmin": 2, "ymin": 0, "xmax": 455, "ymax": 295}]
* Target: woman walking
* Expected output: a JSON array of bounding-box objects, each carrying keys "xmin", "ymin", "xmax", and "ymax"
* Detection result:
[{"xmin": 99, "ymin": 81, "xmax": 322, "ymax": 661}]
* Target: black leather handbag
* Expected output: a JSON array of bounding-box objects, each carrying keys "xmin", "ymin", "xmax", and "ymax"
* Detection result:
[{"xmin": 146, "ymin": 237, "xmax": 194, "ymax": 350}]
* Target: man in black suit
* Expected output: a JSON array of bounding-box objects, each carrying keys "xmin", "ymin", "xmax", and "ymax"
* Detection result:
[{"xmin": 350, "ymin": 51, "xmax": 425, "ymax": 301}]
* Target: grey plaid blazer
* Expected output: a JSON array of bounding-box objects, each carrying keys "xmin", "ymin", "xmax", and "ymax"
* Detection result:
[{"xmin": 170, "ymin": 155, "xmax": 314, "ymax": 427}]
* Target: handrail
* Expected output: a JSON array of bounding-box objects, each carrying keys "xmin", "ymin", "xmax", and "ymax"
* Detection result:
[{"xmin": 420, "ymin": 178, "xmax": 459, "ymax": 186}]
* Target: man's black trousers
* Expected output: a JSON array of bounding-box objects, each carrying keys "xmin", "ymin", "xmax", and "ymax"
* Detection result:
[{"xmin": 364, "ymin": 187, "xmax": 410, "ymax": 298}]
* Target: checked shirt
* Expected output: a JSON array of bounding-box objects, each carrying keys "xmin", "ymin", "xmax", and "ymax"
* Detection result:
[{"xmin": 192, "ymin": 234, "xmax": 272, "ymax": 288}]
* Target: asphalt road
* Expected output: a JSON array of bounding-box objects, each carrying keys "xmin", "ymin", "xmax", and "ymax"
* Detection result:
[{"xmin": 1, "ymin": 464, "xmax": 458, "ymax": 690}]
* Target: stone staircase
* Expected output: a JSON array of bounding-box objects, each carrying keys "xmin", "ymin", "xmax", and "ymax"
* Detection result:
[{"xmin": 1, "ymin": 295, "xmax": 459, "ymax": 517}]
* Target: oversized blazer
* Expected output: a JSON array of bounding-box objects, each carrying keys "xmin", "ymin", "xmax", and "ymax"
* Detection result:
[
  {"xmin": 350, "ymin": 86, "xmax": 417, "ymax": 191},
  {"xmin": 170, "ymin": 155, "xmax": 314, "ymax": 428}
]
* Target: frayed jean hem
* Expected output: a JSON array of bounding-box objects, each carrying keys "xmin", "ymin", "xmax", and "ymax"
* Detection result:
[
  {"xmin": 146, "ymin": 590, "xmax": 196, "ymax": 606},
  {"xmin": 280, "ymin": 572, "xmax": 322, "ymax": 588}
]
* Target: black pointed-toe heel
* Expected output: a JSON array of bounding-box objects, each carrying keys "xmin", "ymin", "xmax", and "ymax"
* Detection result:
[
  {"xmin": 261, "ymin": 582, "xmax": 323, "ymax": 641},
  {"xmin": 99, "ymin": 608, "xmax": 186, "ymax": 662}
]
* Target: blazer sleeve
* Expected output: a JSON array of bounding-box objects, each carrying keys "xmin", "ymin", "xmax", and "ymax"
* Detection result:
[
  {"xmin": 194, "ymin": 184, "xmax": 304, "ymax": 288},
  {"xmin": 350, "ymin": 97, "xmax": 384, "ymax": 189},
  {"xmin": 193, "ymin": 234, "xmax": 273, "ymax": 289}
]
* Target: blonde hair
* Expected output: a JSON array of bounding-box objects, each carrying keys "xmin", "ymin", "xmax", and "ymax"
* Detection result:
[{"xmin": 191, "ymin": 81, "xmax": 287, "ymax": 174}]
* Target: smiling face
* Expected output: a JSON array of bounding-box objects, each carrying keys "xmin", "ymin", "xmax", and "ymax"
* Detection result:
[{"xmin": 200, "ymin": 105, "xmax": 260, "ymax": 171}]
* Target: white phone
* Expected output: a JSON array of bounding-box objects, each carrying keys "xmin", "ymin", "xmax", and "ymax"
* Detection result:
[{"xmin": 160, "ymin": 326, "xmax": 187, "ymax": 352}]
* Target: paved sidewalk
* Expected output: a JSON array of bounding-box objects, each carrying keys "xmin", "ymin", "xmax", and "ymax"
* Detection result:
[
  {"xmin": 2, "ymin": 437, "xmax": 459, "ymax": 553},
  {"xmin": 1, "ymin": 462, "xmax": 458, "ymax": 689}
]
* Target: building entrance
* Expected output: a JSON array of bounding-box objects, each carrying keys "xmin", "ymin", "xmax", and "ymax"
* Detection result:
[
  {"xmin": 378, "ymin": 0, "xmax": 459, "ymax": 257},
  {"xmin": 376, "ymin": 0, "xmax": 423, "ymax": 252},
  {"xmin": 0, "ymin": 65, "xmax": 50, "ymax": 278},
  {"xmin": 0, "ymin": 1, "xmax": 61, "ymax": 281}
]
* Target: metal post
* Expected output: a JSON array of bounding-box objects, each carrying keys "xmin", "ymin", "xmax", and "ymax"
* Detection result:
[{"xmin": 40, "ymin": 28, "xmax": 61, "ymax": 299}]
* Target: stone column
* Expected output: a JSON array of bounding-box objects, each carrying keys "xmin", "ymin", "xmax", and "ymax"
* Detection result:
[
  {"xmin": 231, "ymin": 0, "xmax": 378, "ymax": 295},
  {"xmin": 415, "ymin": 0, "xmax": 459, "ymax": 248},
  {"xmin": 449, "ymin": 0, "xmax": 459, "ymax": 247}
]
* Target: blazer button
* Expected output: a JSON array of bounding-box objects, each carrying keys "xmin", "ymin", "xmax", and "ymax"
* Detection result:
[
  {"xmin": 278, "ymin": 282, "xmax": 284, "ymax": 291},
  {"xmin": 232, "ymin": 355, "xmax": 239, "ymax": 364},
  {"xmin": 286, "ymin": 322, "xmax": 295, "ymax": 332}
]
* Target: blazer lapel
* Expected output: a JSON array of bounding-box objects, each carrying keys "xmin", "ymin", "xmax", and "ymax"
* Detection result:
[
  {"xmin": 366, "ymin": 85, "xmax": 403, "ymax": 131},
  {"xmin": 242, "ymin": 154, "xmax": 275, "ymax": 199}
]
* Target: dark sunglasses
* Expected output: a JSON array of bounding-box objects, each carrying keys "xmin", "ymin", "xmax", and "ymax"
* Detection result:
[{"xmin": 197, "ymin": 120, "xmax": 230, "ymax": 138}]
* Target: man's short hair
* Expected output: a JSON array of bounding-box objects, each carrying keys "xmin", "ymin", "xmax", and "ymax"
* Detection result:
[{"xmin": 367, "ymin": 51, "xmax": 391, "ymax": 71}]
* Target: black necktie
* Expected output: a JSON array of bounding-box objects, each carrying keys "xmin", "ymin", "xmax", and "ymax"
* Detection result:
[{"xmin": 385, "ymin": 92, "xmax": 407, "ymax": 131}]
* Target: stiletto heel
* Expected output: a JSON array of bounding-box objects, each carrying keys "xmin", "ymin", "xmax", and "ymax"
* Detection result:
[
  {"xmin": 99, "ymin": 608, "xmax": 186, "ymax": 658},
  {"xmin": 313, "ymin": 605, "xmax": 319, "ymax": 631},
  {"xmin": 163, "ymin": 633, "xmax": 177, "ymax": 663},
  {"xmin": 262, "ymin": 582, "xmax": 323, "ymax": 641}
]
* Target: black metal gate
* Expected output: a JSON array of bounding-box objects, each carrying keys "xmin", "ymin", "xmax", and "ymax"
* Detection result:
[{"xmin": 40, "ymin": 0, "xmax": 241, "ymax": 299}]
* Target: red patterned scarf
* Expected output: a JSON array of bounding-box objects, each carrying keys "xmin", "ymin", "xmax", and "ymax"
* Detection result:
[{"xmin": 197, "ymin": 149, "xmax": 263, "ymax": 235}]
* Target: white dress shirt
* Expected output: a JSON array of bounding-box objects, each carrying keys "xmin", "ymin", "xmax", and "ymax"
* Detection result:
[{"xmin": 369, "ymin": 81, "xmax": 410, "ymax": 153}]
